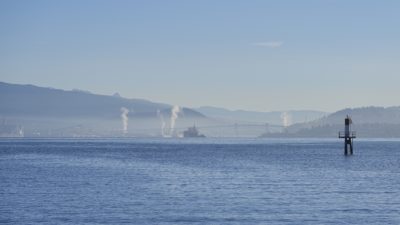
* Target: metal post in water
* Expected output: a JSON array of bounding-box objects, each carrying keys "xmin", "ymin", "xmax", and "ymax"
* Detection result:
[{"xmin": 339, "ymin": 115, "xmax": 356, "ymax": 155}]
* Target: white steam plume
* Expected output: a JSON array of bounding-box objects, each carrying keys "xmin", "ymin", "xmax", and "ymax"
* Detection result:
[
  {"xmin": 120, "ymin": 107, "xmax": 129, "ymax": 134},
  {"xmin": 170, "ymin": 105, "xmax": 181, "ymax": 136},
  {"xmin": 157, "ymin": 109, "xmax": 166, "ymax": 137},
  {"xmin": 280, "ymin": 111, "xmax": 292, "ymax": 127}
]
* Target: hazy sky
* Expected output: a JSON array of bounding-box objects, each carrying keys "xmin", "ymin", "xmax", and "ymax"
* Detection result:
[{"xmin": 1, "ymin": 0, "xmax": 399, "ymax": 112}]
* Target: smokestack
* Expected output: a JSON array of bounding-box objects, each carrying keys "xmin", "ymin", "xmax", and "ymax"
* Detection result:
[
  {"xmin": 120, "ymin": 107, "xmax": 129, "ymax": 135},
  {"xmin": 170, "ymin": 105, "xmax": 181, "ymax": 136}
]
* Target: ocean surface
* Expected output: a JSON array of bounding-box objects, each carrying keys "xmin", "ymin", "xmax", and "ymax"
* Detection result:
[{"xmin": 1, "ymin": 138, "xmax": 399, "ymax": 224}]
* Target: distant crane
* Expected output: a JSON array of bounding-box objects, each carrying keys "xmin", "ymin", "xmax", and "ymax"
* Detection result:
[{"xmin": 339, "ymin": 115, "xmax": 356, "ymax": 155}]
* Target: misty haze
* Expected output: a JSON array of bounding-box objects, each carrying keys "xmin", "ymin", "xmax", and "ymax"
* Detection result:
[{"xmin": 1, "ymin": 1, "xmax": 400, "ymax": 225}]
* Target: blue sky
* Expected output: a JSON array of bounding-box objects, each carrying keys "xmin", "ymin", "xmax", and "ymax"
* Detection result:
[{"xmin": 1, "ymin": 0, "xmax": 399, "ymax": 112}]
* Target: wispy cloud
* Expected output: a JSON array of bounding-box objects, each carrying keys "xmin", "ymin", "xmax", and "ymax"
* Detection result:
[{"xmin": 252, "ymin": 41, "xmax": 283, "ymax": 48}]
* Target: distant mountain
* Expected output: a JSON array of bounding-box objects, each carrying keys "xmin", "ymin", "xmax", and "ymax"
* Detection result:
[
  {"xmin": 0, "ymin": 82, "xmax": 204, "ymax": 119},
  {"xmin": 196, "ymin": 106, "xmax": 327, "ymax": 125},
  {"xmin": 262, "ymin": 106, "xmax": 400, "ymax": 138},
  {"xmin": 316, "ymin": 106, "xmax": 400, "ymax": 125},
  {"xmin": 4, "ymin": 82, "xmax": 398, "ymax": 138},
  {"xmin": 0, "ymin": 82, "xmax": 205, "ymax": 137}
]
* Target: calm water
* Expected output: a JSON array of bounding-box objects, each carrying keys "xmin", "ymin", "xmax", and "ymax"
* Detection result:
[{"xmin": 1, "ymin": 138, "xmax": 400, "ymax": 224}]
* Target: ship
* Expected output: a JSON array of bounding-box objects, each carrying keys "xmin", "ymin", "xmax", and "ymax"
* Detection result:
[{"xmin": 183, "ymin": 125, "xmax": 205, "ymax": 138}]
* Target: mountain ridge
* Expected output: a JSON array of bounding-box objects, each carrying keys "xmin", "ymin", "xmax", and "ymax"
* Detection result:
[
  {"xmin": 2, "ymin": 81, "xmax": 400, "ymax": 138},
  {"xmin": 0, "ymin": 81, "xmax": 206, "ymax": 137},
  {"xmin": 0, "ymin": 81, "xmax": 204, "ymax": 119},
  {"xmin": 262, "ymin": 106, "xmax": 400, "ymax": 138}
]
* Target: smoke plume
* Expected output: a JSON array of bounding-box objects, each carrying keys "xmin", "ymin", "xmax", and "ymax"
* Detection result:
[
  {"xmin": 157, "ymin": 109, "xmax": 166, "ymax": 137},
  {"xmin": 170, "ymin": 105, "xmax": 181, "ymax": 136},
  {"xmin": 120, "ymin": 107, "xmax": 129, "ymax": 134},
  {"xmin": 280, "ymin": 111, "xmax": 292, "ymax": 127}
]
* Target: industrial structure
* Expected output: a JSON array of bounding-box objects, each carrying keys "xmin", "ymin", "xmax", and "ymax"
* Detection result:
[
  {"xmin": 183, "ymin": 125, "xmax": 206, "ymax": 138},
  {"xmin": 339, "ymin": 115, "xmax": 356, "ymax": 155}
]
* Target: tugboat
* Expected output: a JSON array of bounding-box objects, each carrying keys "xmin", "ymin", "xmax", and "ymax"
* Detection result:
[{"xmin": 183, "ymin": 125, "xmax": 205, "ymax": 138}]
